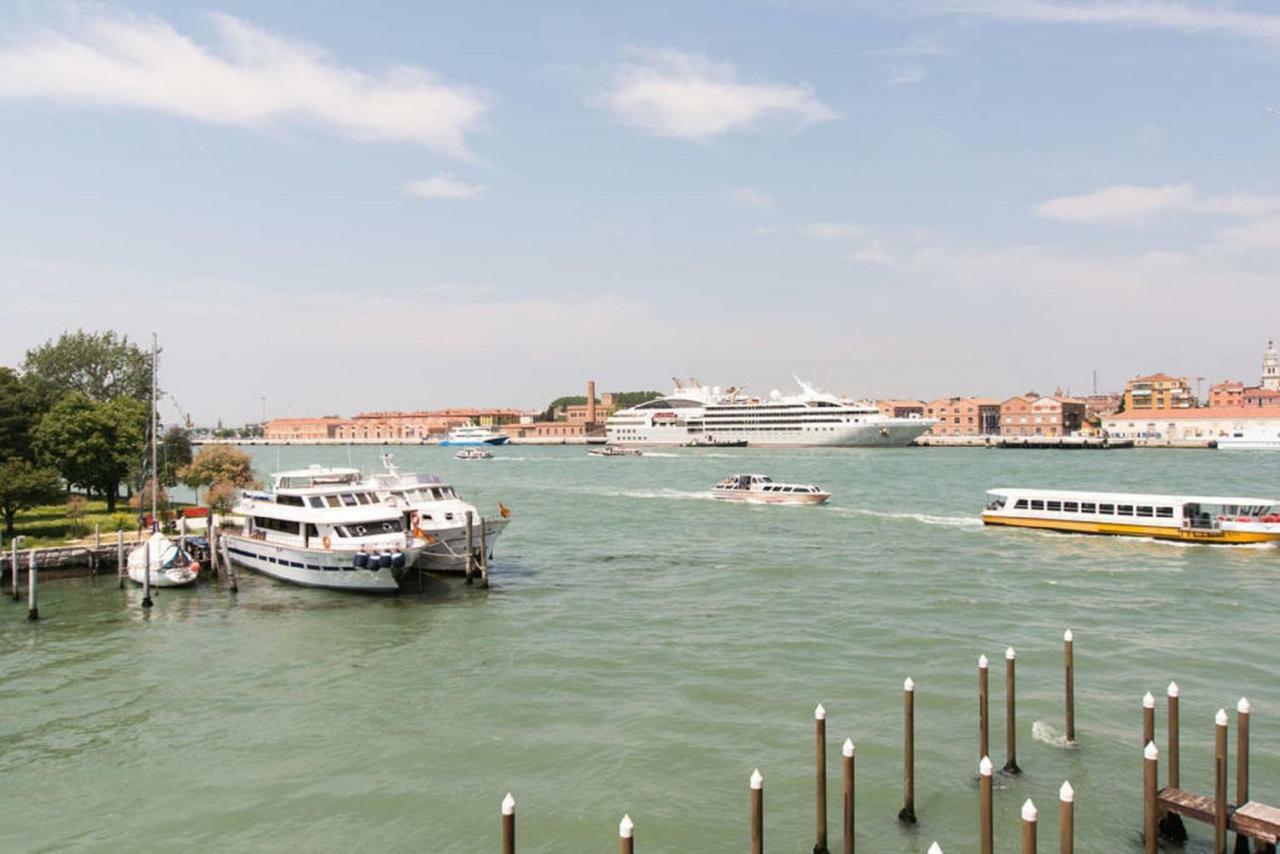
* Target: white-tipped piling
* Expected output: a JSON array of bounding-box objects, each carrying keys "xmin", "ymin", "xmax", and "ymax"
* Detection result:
[
  {"xmin": 1063, "ymin": 629, "xmax": 1076, "ymax": 744},
  {"xmin": 501, "ymin": 792, "xmax": 516, "ymax": 854},
  {"xmin": 1142, "ymin": 691, "xmax": 1156, "ymax": 749},
  {"xmin": 1004, "ymin": 647, "xmax": 1020, "ymax": 774},
  {"xmin": 1060, "ymin": 781, "xmax": 1075, "ymax": 853},
  {"xmin": 900, "ymin": 676, "xmax": 917, "ymax": 823},
  {"xmin": 750, "ymin": 768, "xmax": 764, "ymax": 854},
  {"xmin": 1021, "ymin": 799, "xmax": 1038, "ymax": 853},
  {"xmin": 1143, "ymin": 742, "xmax": 1159, "ymax": 854},
  {"xmin": 842, "ymin": 737, "xmax": 855, "ymax": 853},
  {"xmin": 814, "ymin": 704, "xmax": 829, "ymax": 854},
  {"xmin": 980, "ymin": 756, "xmax": 994, "ymax": 854}
]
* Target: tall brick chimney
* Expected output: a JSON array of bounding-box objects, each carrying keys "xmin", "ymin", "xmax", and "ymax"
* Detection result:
[{"xmin": 587, "ymin": 380, "xmax": 597, "ymax": 425}]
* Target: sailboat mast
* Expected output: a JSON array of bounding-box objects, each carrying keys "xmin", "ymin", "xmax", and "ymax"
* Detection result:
[{"xmin": 151, "ymin": 333, "xmax": 158, "ymax": 529}]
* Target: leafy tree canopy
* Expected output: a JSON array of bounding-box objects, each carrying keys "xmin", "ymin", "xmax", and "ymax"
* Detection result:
[
  {"xmin": 0, "ymin": 367, "xmax": 34, "ymax": 461},
  {"xmin": 178, "ymin": 445, "xmax": 259, "ymax": 491},
  {"xmin": 0, "ymin": 458, "xmax": 63, "ymax": 536},
  {"xmin": 160, "ymin": 426, "xmax": 193, "ymax": 487},
  {"xmin": 543, "ymin": 390, "xmax": 662, "ymax": 419},
  {"xmin": 22, "ymin": 329, "xmax": 152, "ymax": 410},
  {"xmin": 32, "ymin": 393, "xmax": 147, "ymax": 512}
]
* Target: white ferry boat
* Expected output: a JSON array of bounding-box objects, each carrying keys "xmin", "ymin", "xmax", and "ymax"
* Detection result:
[
  {"xmin": 455, "ymin": 447, "xmax": 493, "ymax": 460},
  {"xmin": 982, "ymin": 488, "xmax": 1280, "ymax": 544},
  {"xmin": 606, "ymin": 377, "xmax": 934, "ymax": 447},
  {"xmin": 588, "ymin": 445, "xmax": 643, "ymax": 457},
  {"xmin": 365, "ymin": 457, "xmax": 509, "ymax": 572},
  {"xmin": 1217, "ymin": 428, "xmax": 1280, "ymax": 450},
  {"xmin": 712, "ymin": 474, "xmax": 830, "ymax": 505},
  {"xmin": 439, "ymin": 425, "xmax": 509, "ymax": 446},
  {"xmin": 224, "ymin": 467, "xmax": 423, "ymax": 592}
]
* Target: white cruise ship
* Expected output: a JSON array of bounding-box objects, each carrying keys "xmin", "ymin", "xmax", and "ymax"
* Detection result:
[{"xmin": 606, "ymin": 378, "xmax": 935, "ymax": 448}]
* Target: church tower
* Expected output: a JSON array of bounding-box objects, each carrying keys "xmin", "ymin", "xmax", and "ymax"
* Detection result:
[{"xmin": 1264, "ymin": 340, "xmax": 1280, "ymax": 391}]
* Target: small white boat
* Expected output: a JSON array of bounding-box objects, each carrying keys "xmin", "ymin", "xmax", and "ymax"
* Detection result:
[
  {"xmin": 712, "ymin": 474, "xmax": 830, "ymax": 505},
  {"xmin": 439, "ymin": 425, "xmax": 509, "ymax": 446},
  {"xmin": 455, "ymin": 447, "xmax": 493, "ymax": 460},
  {"xmin": 588, "ymin": 445, "xmax": 643, "ymax": 457},
  {"xmin": 1216, "ymin": 428, "xmax": 1280, "ymax": 450},
  {"xmin": 128, "ymin": 531, "xmax": 200, "ymax": 587}
]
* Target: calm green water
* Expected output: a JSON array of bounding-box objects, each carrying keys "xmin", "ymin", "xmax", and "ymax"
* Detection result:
[{"xmin": 3, "ymin": 446, "xmax": 1279, "ymax": 852}]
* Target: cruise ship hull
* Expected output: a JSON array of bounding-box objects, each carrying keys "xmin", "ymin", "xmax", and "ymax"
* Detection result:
[{"xmin": 607, "ymin": 420, "xmax": 931, "ymax": 448}]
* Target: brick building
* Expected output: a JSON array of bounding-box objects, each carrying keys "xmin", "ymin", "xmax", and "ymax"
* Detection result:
[
  {"xmin": 924, "ymin": 397, "xmax": 1001, "ymax": 436},
  {"xmin": 1000, "ymin": 394, "xmax": 1086, "ymax": 437}
]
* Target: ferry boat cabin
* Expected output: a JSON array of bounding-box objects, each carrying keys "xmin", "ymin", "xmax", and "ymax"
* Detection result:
[{"xmin": 983, "ymin": 488, "xmax": 1280, "ymax": 544}]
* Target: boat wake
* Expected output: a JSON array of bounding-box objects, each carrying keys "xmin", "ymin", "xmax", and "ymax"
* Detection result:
[
  {"xmin": 551, "ymin": 486, "xmax": 717, "ymax": 502},
  {"xmin": 1031, "ymin": 721, "xmax": 1075, "ymax": 748},
  {"xmin": 833, "ymin": 507, "xmax": 982, "ymax": 528}
]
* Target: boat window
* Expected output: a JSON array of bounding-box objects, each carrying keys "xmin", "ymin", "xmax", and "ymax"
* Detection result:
[
  {"xmin": 1014, "ymin": 499, "xmax": 1028, "ymax": 510},
  {"xmin": 1099, "ymin": 503, "xmax": 1114, "ymax": 514},
  {"xmin": 306, "ymin": 524, "xmax": 319, "ymax": 537},
  {"xmin": 254, "ymin": 516, "xmax": 300, "ymax": 535},
  {"xmin": 341, "ymin": 494, "xmax": 358, "ymax": 507},
  {"xmin": 1081, "ymin": 503, "xmax": 1096, "ymax": 514},
  {"xmin": 334, "ymin": 526, "xmax": 348, "ymax": 537},
  {"xmin": 1136, "ymin": 506, "xmax": 1153, "ymax": 518},
  {"xmin": 1030, "ymin": 500, "xmax": 1044, "ymax": 511},
  {"xmin": 325, "ymin": 495, "xmax": 342, "ymax": 508},
  {"xmin": 1157, "ymin": 507, "xmax": 1174, "ymax": 518},
  {"xmin": 277, "ymin": 494, "xmax": 305, "ymax": 507},
  {"xmin": 1046, "ymin": 500, "xmax": 1062, "ymax": 512},
  {"xmin": 1117, "ymin": 505, "xmax": 1134, "ymax": 516},
  {"xmin": 1061, "ymin": 501, "xmax": 1077, "ymax": 512},
  {"xmin": 307, "ymin": 497, "xmax": 324, "ymax": 508}
]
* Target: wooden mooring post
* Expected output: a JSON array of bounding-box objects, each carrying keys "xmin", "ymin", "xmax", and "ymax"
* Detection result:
[
  {"xmin": 501, "ymin": 792, "xmax": 515, "ymax": 854},
  {"xmin": 1215, "ymin": 709, "xmax": 1229, "ymax": 854},
  {"xmin": 1144, "ymin": 741, "xmax": 1159, "ymax": 854},
  {"xmin": 1236, "ymin": 698, "xmax": 1251, "ymax": 854},
  {"xmin": 1160, "ymin": 681, "xmax": 1188, "ymax": 842},
  {"xmin": 26, "ymin": 550, "xmax": 38, "ymax": 621},
  {"xmin": 980, "ymin": 756, "xmax": 994, "ymax": 854},
  {"xmin": 619, "ymin": 814, "xmax": 634, "ymax": 854},
  {"xmin": 478, "ymin": 516, "xmax": 489, "ymax": 589},
  {"xmin": 750, "ymin": 769, "xmax": 764, "ymax": 854},
  {"xmin": 1143, "ymin": 692, "xmax": 1156, "ymax": 747},
  {"xmin": 899, "ymin": 677, "xmax": 917, "ymax": 824},
  {"xmin": 141, "ymin": 539, "xmax": 153, "ymax": 609},
  {"xmin": 116, "ymin": 530, "xmax": 125, "ymax": 588},
  {"xmin": 1059, "ymin": 781, "xmax": 1074, "ymax": 854},
  {"xmin": 814, "ymin": 703, "xmax": 829, "ymax": 854},
  {"xmin": 978, "ymin": 654, "xmax": 990, "ymax": 761},
  {"xmin": 1004, "ymin": 647, "xmax": 1021, "ymax": 774},
  {"xmin": 1063, "ymin": 629, "xmax": 1076, "ymax": 744},
  {"xmin": 11, "ymin": 536, "xmax": 20, "ymax": 600},
  {"xmin": 1021, "ymin": 799, "xmax": 1038, "ymax": 854},
  {"xmin": 841, "ymin": 738, "xmax": 854, "ymax": 854}
]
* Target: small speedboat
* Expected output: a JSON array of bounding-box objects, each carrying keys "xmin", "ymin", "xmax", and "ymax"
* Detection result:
[
  {"xmin": 455, "ymin": 447, "xmax": 493, "ymax": 460},
  {"xmin": 712, "ymin": 474, "xmax": 830, "ymax": 505},
  {"xmin": 588, "ymin": 445, "xmax": 643, "ymax": 457},
  {"xmin": 127, "ymin": 531, "xmax": 200, "ymax": 587}
]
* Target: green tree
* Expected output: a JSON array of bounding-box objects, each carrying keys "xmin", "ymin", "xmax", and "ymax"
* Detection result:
[
  {"xmin": 0, "ymin": 367, "xmax": 35, "ymax": 461},
  {"xmin": 178, "ymin": 445, "xmax": 259, "ymax": 492},
  {"xmin": 22, "ymin": 329, "xmax": 152, "ymax": 410},
  {"xmin": 160, "ymin": 426, "xmax": 192, "ymax": 487},
  {"xmin": 0, "ymin": 458, "xmax": 62, "ymax": 536},
  {"xmin": 33, "ymin": 393, "xmax": 147, "ymax": 511}
]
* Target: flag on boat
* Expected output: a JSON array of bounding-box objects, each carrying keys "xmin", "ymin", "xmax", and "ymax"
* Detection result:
[{"xmin": 498, "ymin": 502, "xmax": 511, "ymax": 518}]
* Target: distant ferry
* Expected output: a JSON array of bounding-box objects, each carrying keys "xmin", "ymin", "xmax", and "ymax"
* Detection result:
[
  {"xmin": 712, "ymin": 474, "xmax": 830, "ymax": 505},
  {"xmin": 605, "ymin": 377, "xmax": 935, "ymax": 447},
  {"xmin": 439, "ymin": 425, "xmax": 509, "ymax": 446},
  {"xmin": 982, "ymin": 488, "xmax": 1280, "ymax": 544},
  {"xmin": 1217, "ymin": 428, "xmax": 1280, "ymax": 450}
]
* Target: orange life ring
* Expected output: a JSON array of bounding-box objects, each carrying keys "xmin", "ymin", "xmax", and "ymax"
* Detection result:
[
  {"xmin": 322, "ymin": 536, "xmax": 332, "ymax": 549},
  {"xmin": 412, "ymin": 526, "xmax": 426, "ymax": 539},
  {"xmin": 190, "ymin": 562, "xmax": 200, "ymax": 575}
]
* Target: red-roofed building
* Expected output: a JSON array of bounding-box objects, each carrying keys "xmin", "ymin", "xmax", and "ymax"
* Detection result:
[
  {"xmin": 1123, "ymin": 373, "xmax": 1195, "ymax": 412},
  {"xmin": 1103, "ymin": 407, "xmax": 1280, "ymax": 442},
  {"xmin": 1001, "ymin": 395, "xmax": 1086, "ymax": 437},
  {"xmin": 924, "ymin": 397, "xmax": 1001, "ymax": 436}
]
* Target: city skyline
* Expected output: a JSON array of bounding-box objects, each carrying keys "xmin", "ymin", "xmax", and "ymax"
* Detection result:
[{"xmin": 2, "ymin": 1, "xmax": 1279, "ymax": 421}]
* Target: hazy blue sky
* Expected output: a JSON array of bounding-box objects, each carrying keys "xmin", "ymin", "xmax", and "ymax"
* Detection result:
[{"xmin": 1, "ymin": 1, "xmax": 1278, "ymax": 422}]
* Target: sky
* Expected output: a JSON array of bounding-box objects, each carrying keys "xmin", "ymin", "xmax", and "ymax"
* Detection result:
[{"xmin": 1, "ymin": 0, "xmax": 1278, "ymax": 423}]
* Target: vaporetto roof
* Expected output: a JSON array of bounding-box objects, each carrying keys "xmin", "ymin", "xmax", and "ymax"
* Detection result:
[{"xmin": 988, "ymin": 487, "xmax": 1278, "ymax": 506}]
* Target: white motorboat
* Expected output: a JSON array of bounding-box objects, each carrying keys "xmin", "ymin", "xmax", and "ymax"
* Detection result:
[
  {"xmin": 455, "ymin": 447, "xmax": 493, "ymax": 460},
  {"xmin": 1216, "ymin": 428, "xmax": 1280, "ymax": 450},
  {"xmin": 128, "ymin": 531, "xmax": 200, "ymax": 587},
  {"xmin": 128, "ymin": 333, "xmax": 198, "ymax": 590},
  {"xmin": 366, "ymin": 455, "xmax": 509, "ymax": 573},
  {"xmin": 607, "ymin": 376, "xmax": 935, "ymax": 447},
  {"xmin": 712, "ymin": 474, "xmax": 831, "ymax": 505},
  {"xmin": 223, "ymin": 466, "xmax": 425, "ymax": 593},
  {"xmin": 439, "ymin": 425, "xmax": 509, "ymax": 446},
  {"xmin": 588, "ymin": 445, "xmax": 643, "ymax": 457}
]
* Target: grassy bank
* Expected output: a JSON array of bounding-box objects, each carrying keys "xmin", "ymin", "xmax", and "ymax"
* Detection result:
[{"xmin": 6, "ymin": 499, "xmax": 161, "ymax": 549}]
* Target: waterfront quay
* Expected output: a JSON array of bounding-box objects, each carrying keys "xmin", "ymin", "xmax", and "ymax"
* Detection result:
[{"xmin": 3, "ymin": 445, "xmax": 1278, "ymax": 851}]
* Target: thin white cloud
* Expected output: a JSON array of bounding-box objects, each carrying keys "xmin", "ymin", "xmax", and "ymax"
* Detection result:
[
  {"xmin": 1214, "ymin": 216, "xmax": 1280, "ymax": 251},
  {"xmin": 0, "ymin": 10, "xmax": 488, "ymax": 158},
  {"xmin": 730, "ymin": 186, "xmax": 776, "ymax": 211},
  {"xmin": 1035, "ymin": 184, "xmax": 1280, "ymax": 226},
  {"xmin": 887, "ymin": 65, "xmax": 927, "ymax": 86},
  {"xmin": 599, "ymin": 49, "xmax": 836, "ymax": 140},
  {"xmin": 801, "ymin": 221, "xmax": 867, "ymax": 240},
  {"xmin": 404, "ymin": 175, "xmax": 488, "ymax": 199},
  {"xmin": 925, "ymin": 1, "xmax": 1280, "ymax": 47}
]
